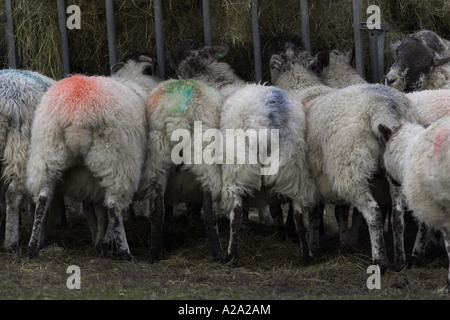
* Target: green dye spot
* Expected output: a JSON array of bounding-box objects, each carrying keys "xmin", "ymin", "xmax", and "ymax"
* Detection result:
[{"xmin": 163, "ymin": 80, "xmax": 203, "ymax": 114}]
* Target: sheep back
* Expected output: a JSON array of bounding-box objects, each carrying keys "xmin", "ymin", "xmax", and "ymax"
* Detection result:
[
  {"xmin": 144, "ymin": 79, "xmax": 223, "ymax": 200},
  {"xmin": 306, "ymin": 83, "xmax": 417, "ymax": 204},
  {"xmin": 27, "ymin": 74, "xmax": 147, "ymax": 208}
]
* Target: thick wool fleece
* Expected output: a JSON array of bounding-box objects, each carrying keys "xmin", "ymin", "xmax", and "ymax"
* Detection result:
[
  {"xmin": 27, "ymin": 73, "xmax": 151, "ymax": 211},
  {"xmin": 383, "ymin": 118, "xmax": 450, "ymax": 230}
]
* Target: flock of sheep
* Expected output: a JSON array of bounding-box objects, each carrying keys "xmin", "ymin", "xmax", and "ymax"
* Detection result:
[{"xmin": 0, "ymin": 28, "xmax": 449, "ymax": 293}]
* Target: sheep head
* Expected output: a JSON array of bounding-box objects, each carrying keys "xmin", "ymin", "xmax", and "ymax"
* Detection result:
[
  {"xmin": 385, "ymin": 36, "xmax": 450, "ymax": 92},
  {"xmin": 170, "ymin": 39, "xmax": 229, "ymax": 81},
  {"xmin": 110, "ymin": 52, "xmax": 158, "ymax": 78}
]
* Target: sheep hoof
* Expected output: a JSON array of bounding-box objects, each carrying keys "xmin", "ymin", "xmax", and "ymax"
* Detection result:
[
  {"xmin": 223, "ymin": 254, "xmax": 239, "ymax": 267},
  {"xmin": 409, "ymin": 255, "xmax": 424, "ymax": 267},
  {"xmin": 374, "ymin": 260, "xmax": 388, "ymax": 274},
  {"xmin": 117, "ymin": 250, "xmax": 133, "ymax": 261},
  {"xmin": 149, "ymin": 250, "xmax": 162, "ymax": 263},
  {"xmin": 394, "ymin": 259, "xmax": 407, "ymax": 272},
  {"xmin": 445, "ymin": 285, "xmax": 450, "ymax": 294},
  {"xmin": 27, "ymin": 246, "xmax": 39, "ymax": 259}
]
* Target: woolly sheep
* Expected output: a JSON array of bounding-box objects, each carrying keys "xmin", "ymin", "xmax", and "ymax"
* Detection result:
[
  {"xmin": 0, "ymin": 69, "xmax": 57, "ymax": 252},
  {"xmin": 379, "ymin": 117, "xmax": 450, "ymax": 292},
  {"xmin": 138, "ymin": 78, "xmax": 224, "ymax": 262},
  {"xmin": 25, "ymin": 53, "xmax": 159, "ymax": 260},
  {"xmin": 170, "ymin": 40, "xmax": 319, "ymax": 263},
  {"xmin": 321, "ymin": 48, "xmax": 450, "ymax": 260},
  {"xmin": 322, "ymin": 49, "xmax": 450, "ymax": 126},
  {"xmin": 385, "ymin": 30, "xmax": 450, "ymax": 92},
  {"xmin": 268, "ymin": 36, "xmax": 418, "ymax": 271}
]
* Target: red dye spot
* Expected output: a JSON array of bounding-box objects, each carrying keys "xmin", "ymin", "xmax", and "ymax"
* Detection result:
[
  {"xmin": 147, "ymin": 87, "xmax": 164, "ymax": 117},
  {"xmin": 433, "ymin": 129, "xmax": 450, "ymax": 156},
  {"xmin": 46, "ymin": 75, "xmax": 111, "ymax": 124}
]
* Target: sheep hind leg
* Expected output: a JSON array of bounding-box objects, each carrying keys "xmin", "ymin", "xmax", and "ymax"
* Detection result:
[
  {"xmin": 27, "ymin": 193, "xmax": 51, "ymax": 258},
  {"xmin": 410, "ymin": 221, "xmax": 428, "ymax": 267},
  {"xmin": 107, "ymin": 205, "xmax": 132, "ymax": 261},
  {"xmin": 149, "ymin": 183, "xmax": 165, "ymax": 262},
  {"xmin": 4, "ymin": 183, "xmax": 23, "ymax": 253},
  {"xmin": 355, "ymin": 192, "xmax": 388, "ymax": 273},
  {"xmin": 442, "ymin": 229, "xmax": 450, "ymax": 294},
  {"xmin": 390, "ymin": 186, "xmax": 406, "ymax": 271},
  {"xmin": 334, "ymin": 204, "xmax": 350, "ymax": 247},
  {"xmin": 293, "ymin": 202, "xmax": 312, "ymax": 265},
  {"xmin": 226, "ymin": 194, "xmax": 243, "ymax": 265},
  {"xmin": 202, "ymin": 189, "xmax": 223, "ymax": 262}
]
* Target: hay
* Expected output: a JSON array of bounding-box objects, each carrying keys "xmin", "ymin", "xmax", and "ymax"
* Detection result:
[{"xmin": 0, "ymin": 0, "xmax": 448, "ymax": 81}]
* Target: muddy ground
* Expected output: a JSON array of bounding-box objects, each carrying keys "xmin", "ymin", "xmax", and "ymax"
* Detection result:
[{"xmin": 0, "ymin": 203, "xmax": 449, "ymax": 303}]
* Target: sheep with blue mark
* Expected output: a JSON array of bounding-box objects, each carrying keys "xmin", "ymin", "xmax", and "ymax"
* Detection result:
[
  {"xmin": 138, "ymin": 78, "xmax": 225, "ymax": 262},
  {"xmin": 320, "ymin": 47, "xmax": 450, "ymax": 265},
  {"xmin": 25, "ymin": 53, "xmax": 160, "ymax": 260},
  {"xmin": 268, "ymin": 35, "xmax": 419, "ymax": 272},
  {"xmin": 170, "ymin": 39, "xmax": 319, "ymax": 264},
  {"xmin": 0, "ymin": 69, "xmax": 57, "ymax": 252}
]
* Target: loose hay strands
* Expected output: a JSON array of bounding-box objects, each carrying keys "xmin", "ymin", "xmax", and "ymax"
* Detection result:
[{"xmin": 1, "ymin": 0, "xmax": 448, "ymax": 82}]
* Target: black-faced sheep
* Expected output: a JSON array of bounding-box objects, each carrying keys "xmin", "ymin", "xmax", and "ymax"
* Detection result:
[
  {"xmin": 25, "ymin": 53, "xmax": 160, "ymax": 260},
  {"xmin": 385, "ymin": 30, "xmax": 450, "ymax": 92},
  {"xmin": 268, "ymin": 36, "xmax": 419, "ymax": 271},
  {"xmin": 379, "ymin": 117, "xmax": 450, "ymax": 292},
  {"xmin": 169, "ymin": 40, "xmax": 319, "ymax": 264}
]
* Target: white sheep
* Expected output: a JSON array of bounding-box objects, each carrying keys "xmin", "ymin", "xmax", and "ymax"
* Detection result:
[
  {"xmin": 169, "ymin": 40, "xmax": 319, "ymax": 263},
  {"xmin": 0, "ymin": 69, "xmax": 57, "ymax": 252},
  {"xmin": 320, "ymin": 48, "xmax": 450, "ymax": 264},
  {"xmin": 138, "ymin": 78, "xmax": 224, "ymax": 262},
  {"xmin": 268, "ymin": 36, "xmax": 418, "ymax": 271},
  {"xmin": 379, "ymin": 117, "xmax": 450, "ymax": 293},
  {"xmin": 25, "ymin": 53, "xmax": 160, "ymax": 260},
  {"xmin": 385, "ymin": 30, "xmax": 450, "ymax": 92}
]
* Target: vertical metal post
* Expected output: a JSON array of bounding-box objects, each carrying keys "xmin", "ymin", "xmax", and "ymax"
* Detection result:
[
  {"xmin": 202, "ymin": 0, "xmax": 213, "ymax": 46},
  {"xmin": 153, "ymin": 0, "xmax": 166, "ymax": 80},
  {"xmin": 105, "ymin": 0, "xmax": 117, "ymax": 70},
  {"xmin": 352, "ymin": 0, "xmax": 365, "ymax": 78},
  {"xmin": 57, "ymin": 0, "xmax": 71, "ymax": 76},
  {"xmin": 368, "ymin": 30, "xmax": 385, "ymax": 83},
  {"xmin": 5, "ymin": 0, "xmax": 18, "ymax": 69},
  {"xmin": 251, "ymin": 0, "xmax": 262, "ymax": 83},
  {"xmin": 299, "ymin": 0, "xmax": 311, "ymax": 54}
]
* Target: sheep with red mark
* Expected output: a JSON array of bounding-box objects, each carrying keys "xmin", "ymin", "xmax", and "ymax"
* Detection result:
[
  {"xmin": 170, "ymin": 40, "xmax": 319, "ymax": 264},
  {"xmin": 379, "ymin": 117, "xmax": 450, "ymax": 293},
  {"xmin": 25, "ymin": 53, "xmax": 159, "ymax": 260}
]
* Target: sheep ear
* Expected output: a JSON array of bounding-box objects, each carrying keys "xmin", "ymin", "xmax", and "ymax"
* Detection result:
[
  {"xmin": 269, "ymin": 55, "xmax": 282, "ymax": 71},
  {"xmin": 206, "ymin": 44, "xmax": 229, "ymax": 60},
  {"xmin": 346, "ymin": 46, "xmax": 356, "ymax": 66},
  {"xmin": 378, "ymin": 124, "xmax": 393, "ymax": 147},
  {"xmin": 175, "ymin": 66, "xmax": 191, "ymax": 79},
  {"xmin": 433, "ymin": 53, "xmax": 450, "ymax": 67},
  {"xmin": 111, "ymin": 62, "xmax": 125, "ymax": 74},
  {"xmin": 308, "ymin": 50, "xmax": 330, "ymax": 74}
]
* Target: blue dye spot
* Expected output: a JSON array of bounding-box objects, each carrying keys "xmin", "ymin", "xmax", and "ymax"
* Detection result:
[
  {"xmin": 0, "ymin": 69, "xmax": 52, "ymax": 89},
  {"xmin": 265, "ymin": 88, "xmax": 290, "ymax": 129}
]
